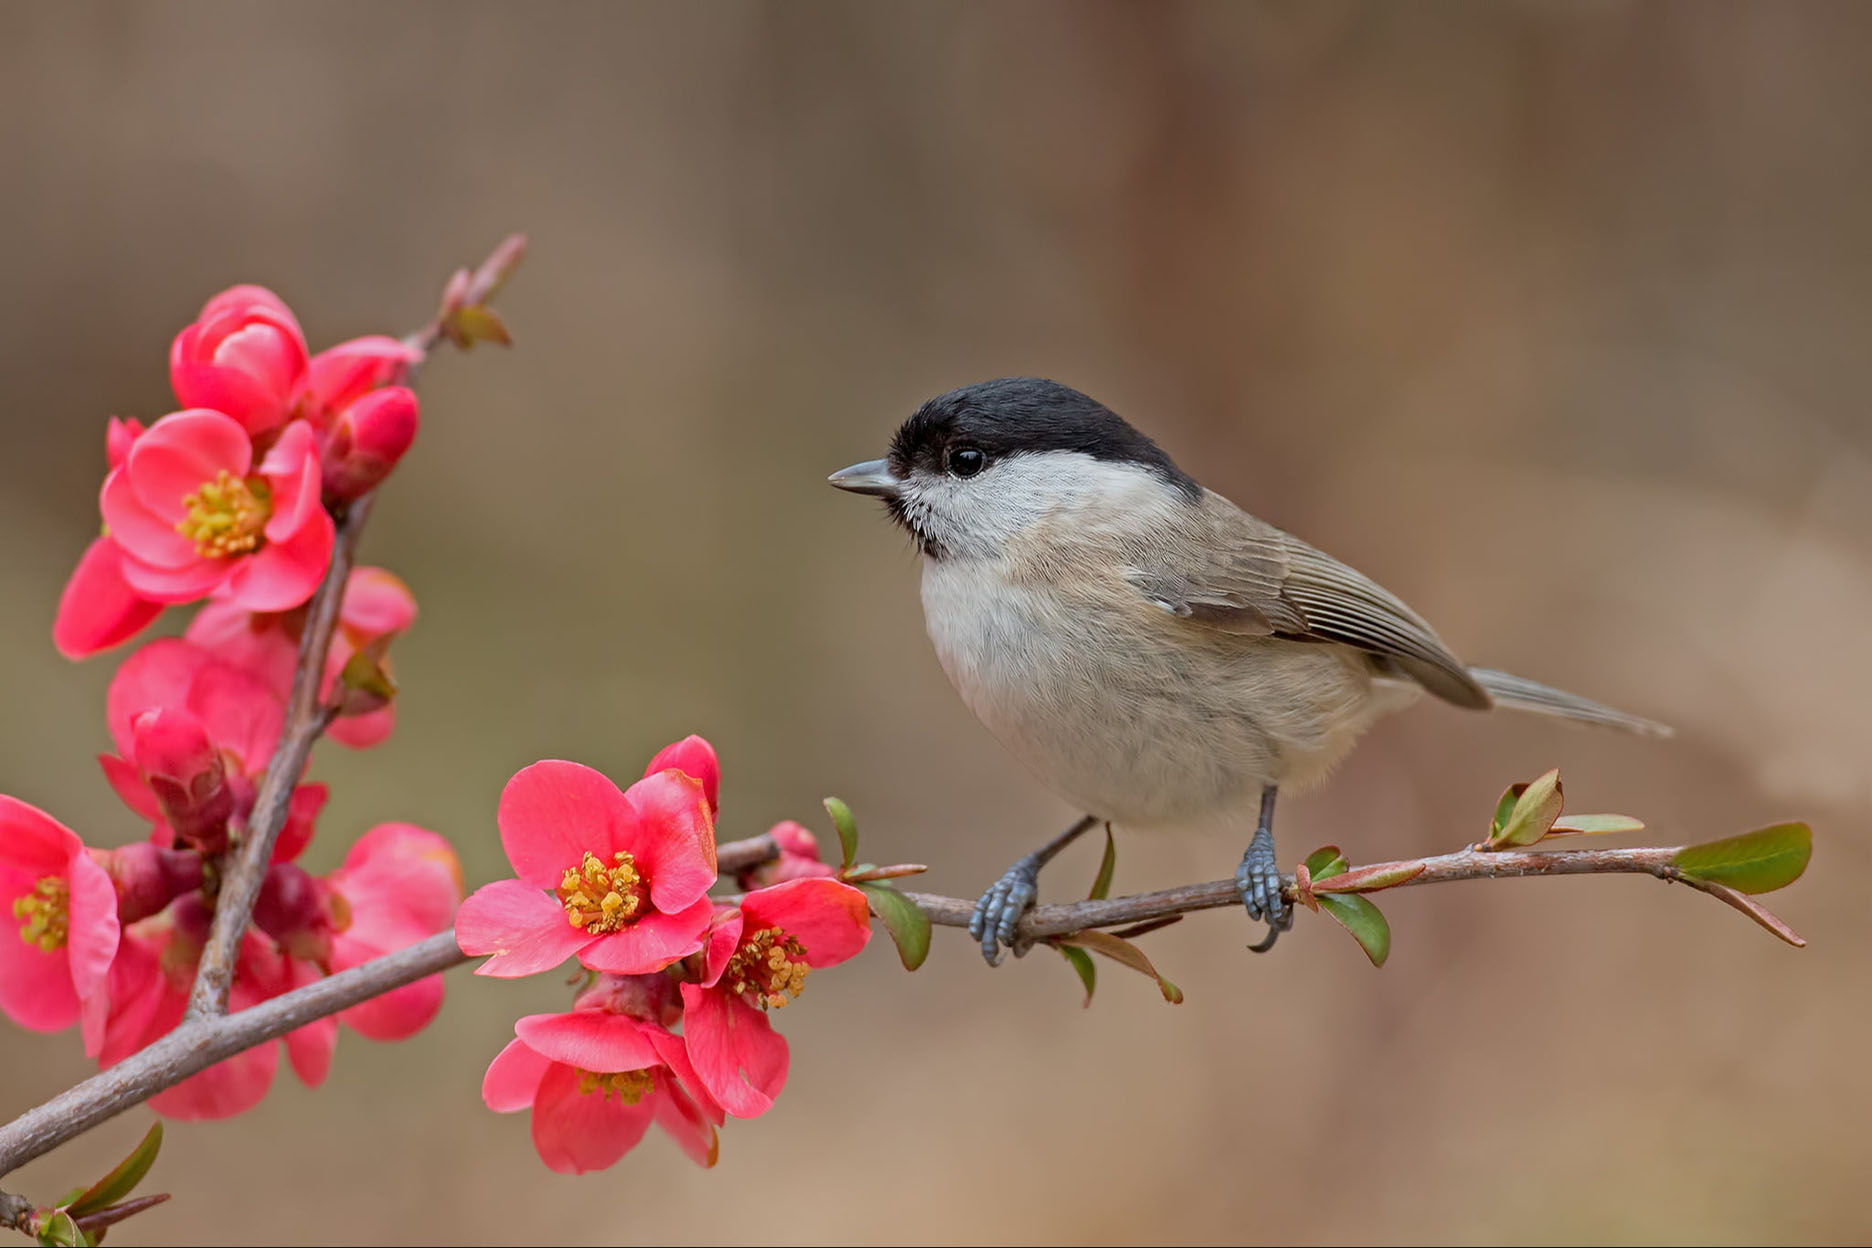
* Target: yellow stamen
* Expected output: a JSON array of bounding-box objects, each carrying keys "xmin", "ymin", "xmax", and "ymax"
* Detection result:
[
  {"xmin": 176, "ymin": 470, "xmax": 271, "ymax": 558},
  {"xmin": 724, "ymin": 925, "xmax": 810, "ymax": 1010},
  {"xmin": 13, "ymin": 877, "xmax": 70, "ymax": 953},
  {"xmin": 576, "ymin": 1067, "xmax": 655, "ymax": 1104},
  {"xmin": 557, "ymin": 850, "xmax": 644, "ymax": 934}
]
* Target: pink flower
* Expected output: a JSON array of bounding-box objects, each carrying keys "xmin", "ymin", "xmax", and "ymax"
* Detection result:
[
  {"xmin": 0, "ymin": 798, "xmax": 120, "ymax": 1054},
  {"xmin": 184, "ymin": 566, "xmax": 417, "ymax": 750},
  {"xmin": 99, "ymin": 638, "xmax": 326, "ymax": 859},
  {"xmin": 321, "ymin": 386, "xmax": 419, "ymax": 501},
  {"xmin": 101, "ymin": 409, "xmax": 333, "ymax": 612},
  {"xmin": 248, "ymin": 824, "xmax": 460, "ymax": 1086},
  {"xmin": 482, "ymin": 1008, "xmax": 722, "ymax": 1172},
  {"xmin": 169, "ymin": 286, "xmax": 309, "ymax": 435},
  {"xmin": 455, "ymin": 758, "xmax": 718, "ymax": 978},
  {"xmin": 680, "ymin": 877, "xmax": 871, "ymax": 1118},
  {"xmin": 322, "ymin": 823, "xmax": 463, "ymax": 1042},
  {"xmin": 300, "ymin": 336, "xmax": 422, "ymax": 431},
  {"xmin": 739, "ymin": 819, "xmax": 838, "ymax": 889}
]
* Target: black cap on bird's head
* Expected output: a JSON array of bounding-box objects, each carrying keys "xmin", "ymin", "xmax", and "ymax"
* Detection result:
[{"xmin": 827, "ymin": 377, "xmax": 1197, "ymax": 505}]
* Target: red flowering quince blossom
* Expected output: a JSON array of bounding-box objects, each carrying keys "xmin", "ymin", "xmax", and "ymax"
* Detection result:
[
  {"xmin": 186, "ymin": 565, "xmax": 418, "ymax": 750},
  {"xmin": 681, "ymin": 877, "xmax": 871, "ymax": 1118},
  {"xmin": 169, "ymin": 285, "xmax": 309, "ymax": 436},
  {"xmin": 100, "ymin": 409, "xmax": 333, "ymax": 611},
  {"xmin": 483, "ymin": 1006, "xmax": 723, "ymax": 1173},
  {"xmin": 99, "ymin": 638, "xmax": 327, "ymax": 861},
  {"xmin": 457, "ymin": 757, "xmax": 719, "ymax": 977},
  {"xmin": 0, "ymin": 798, "xmax": 119, "ymax": 1053},
  {"xmin": 260, "ymin": 822, "xmax": 464, "ymax": 1087}
]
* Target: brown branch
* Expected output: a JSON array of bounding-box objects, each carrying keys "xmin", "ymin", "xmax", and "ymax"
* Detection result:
[
  {"xmin": 0, "ymin": 824, "xmax": 1800, "ymax": 1198},
  {"xmin": 186, "ymin": 499, "xmax": 368, "ymax": 1018}
]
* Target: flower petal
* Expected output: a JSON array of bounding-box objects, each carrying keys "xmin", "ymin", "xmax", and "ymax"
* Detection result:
[
  {"xmin": 117, "ymin": 551, "xmax": 229, "ymax": 603},
  {"xmin": 741, "ymin": 877, "xmax": 873, "ymax": 970},
  {"xmin": 100, "ymin": 468, "xmax": 197, "ymax": 568},
  {"xmin": 513, "ymin": 1009, "xmax": 660, "ymax": 1072},
  {"xmin": 618, "ymin": 770, "xmax": 717, "ymax": 913},
  {"xmin": 126, "ymin": 409, "xmax": 252, "ymax": 521},
  {"xmin": 64, "ymin": 847, "xmax": 121, "ymax": 1002},
  {"xmin": 222, "ymin": 503, "xmax": 332, "ymax": 612},
  {"xmin": 643, "ymin": 735, "xmax": 720, "ymax": 816},
  {"xmin": 98, "ymin": 754, "xmax": 162, "ymax": 823},
  {"xmin": 0, "ymin": 915, "xmax": 79, "ymax": 1033},
  {"xmin": 530, "ymin": 1061, "xmax": 653, "ymax": 1175},
  {"xmin": 338, "ymin": 970, "xmax": 444, "ymax": 1041},
  {"xmin": 148, "ymin": 1039, "xmax": 278, "ymax": 1121},
  {"xmin": 0, "ymin": 796, "xmax": 82, "ymax": 876},
  {"xmin": 497, "ymin": 760, "xmax": 632, "ymax": 889},
  {"xmin": 651, "ymin": 1081, "xmax": 720, "ymax": 1168},
  {"xmin": 482, "ymin": 1038, "xmax": 551, "ymax": 1112},
  {"xmin": 53, "ymin": 537, "xmax": 164, "ymax": 659},
  {"xmin": 455, "ymin": 879, "xmax": 592, "ymax": 978},
  {"xmin": 678, "ymin": 983, "xmax": 789, "ymax": 1119},
  {"xmin": 696, "ymin": 905, "xmax": 744, "ymax": 988},
  {"xmin": 282, "ymin": 959, "xmax": 337, "ymax": 1087},
  {"xmin": 576, "ymin": 895, "xmax": 712, "ymax": 976},
  {"xmin": 259, "ymin": 421, "xmax": 322, "ymax": 541},
  {"xmin": 273, "ymin": 783, "xmax": 326, "ymax": 863}
]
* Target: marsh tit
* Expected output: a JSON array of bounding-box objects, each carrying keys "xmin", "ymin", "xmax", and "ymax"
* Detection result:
[{"xmin": 830, "ymin": 378, "xmax": 1668, "ymax": 965}]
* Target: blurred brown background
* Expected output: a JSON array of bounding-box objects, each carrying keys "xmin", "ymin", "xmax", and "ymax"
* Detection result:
[{"xmin": 2, "ymin": 2, "xmax": 1868, "ymax": 1243}]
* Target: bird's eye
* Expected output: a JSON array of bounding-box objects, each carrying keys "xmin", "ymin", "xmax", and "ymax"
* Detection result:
[{"xmin": 947, "ymin": 446, "xmax": 986, "ymax": 478}]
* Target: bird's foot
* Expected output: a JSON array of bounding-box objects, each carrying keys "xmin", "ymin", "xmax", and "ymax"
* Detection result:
[
  {"xmin": 968, "ymin": 854, "xmax": 1044, "ymax": 967},
  {"xmin": 1235, "ymin": 827, "xmax": 1293, "ymax": 953}
]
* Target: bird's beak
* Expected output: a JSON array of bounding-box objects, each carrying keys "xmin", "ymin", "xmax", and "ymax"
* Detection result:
[{"xmin": 827, "ymin": 459, "xmax": 903, "ymax": 499}]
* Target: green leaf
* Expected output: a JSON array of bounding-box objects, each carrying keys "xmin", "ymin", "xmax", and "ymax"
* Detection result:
[
  {"xmin": 1087, "ymin": 826, "xmax": 1116, "ymax": 901},
  {"xmin": 1317, "ymin": 893, "xmax": 1391, "ymax": 967},
  {"xmin": 1059, "ymin": 945, "xmax": 1097, "ymax": 1007},
  {"xmin": 1303, "ymin": 845, "xmax": 1349, "ymax": 881},
  {"xmin": 1548, "ymin": 813, "xmax": 1645, "ymax": 836},
  {"xmin": 1056, "ymin": 930, "xmax": 1183, "ymax": 1004},
  {"xmin": 34, "ymin": 1211, "xmax": 83, "ymax": 1248},
  {"xmin": 1491, "ymin": 769, "xmax": 1563, "ymax": 847},
  {"xmin": 857, "ymin": 882, "xmax": 929, "ymax": 970},
  {"xmin": 68, "ymin": 1122, "xmax": 161, "ymax": 1217},
  {"xmin": 1673, "ymin": 822, "xmax": 1812, "ymax": 895},
  {"xmin": 1490, "ymin": 783, "xmax": 1522, "ymax": 840},
  {"xmin": 338, "ymin": 647, "xmax": 396, "ymax": 704},
  {"xmin": 1310, "ymin": 861, "xmax": 1425, "ymax": 894},
  {"xmin": 451, "ymin": 303, "xmax": 511, "ymax": 348},
  {"xmin": 823, "ymin": 797, "xmax": 859, "ymax": 872},
  {"xmin": 71, "ymin": 1195, "xmax": 171, "ymax": 1239}
]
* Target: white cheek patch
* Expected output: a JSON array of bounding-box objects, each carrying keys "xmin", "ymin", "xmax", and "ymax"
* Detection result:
[{"xmin": 901, "ymin": 451, "xmax": 1180, "ymax": 560}]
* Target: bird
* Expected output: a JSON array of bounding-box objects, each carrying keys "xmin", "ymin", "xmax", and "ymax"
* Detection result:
[{"xmin": 828, "ymin": 377, "xmax": 1669, "ymax": 965}]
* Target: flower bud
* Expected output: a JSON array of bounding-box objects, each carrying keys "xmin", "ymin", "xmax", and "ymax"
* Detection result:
[
  {"xmin": 130, "ymin": 708, "xmax": 233, "ymax": 855},
  {"xmin": 253, "ymin": 862, "xmax": 335, "ymax": 962},
  {"xmin": 321, "ymin": 386, "xmax": 419, "ymax": 500},
  {"xmin": 739, "ymin": 819, "xmax": 837, "ymax": 889},
  {"xmin": 104, "ymin": 841, "xmax": 204, "ymax": 924}
]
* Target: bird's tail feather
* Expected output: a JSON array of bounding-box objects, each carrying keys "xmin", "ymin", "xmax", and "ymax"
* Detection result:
[{"xmin": 1467, "ymin": 667, "xmax": 1672, "ymax": 737}]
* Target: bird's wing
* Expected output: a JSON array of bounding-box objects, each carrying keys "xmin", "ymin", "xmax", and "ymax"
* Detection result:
[{"xmin": 1126, "ymin": 492, "xmax": 1491, "ymax": 709}]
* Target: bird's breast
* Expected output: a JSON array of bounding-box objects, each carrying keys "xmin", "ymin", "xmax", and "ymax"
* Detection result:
[{"xmin": 919, "ymin": 552, "xmax": 1379, "ymax": 832}]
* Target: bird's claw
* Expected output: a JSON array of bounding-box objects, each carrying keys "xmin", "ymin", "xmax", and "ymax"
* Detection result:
[
  {"xmin": 1236, "ymin": 829, "xmax": 1293, "ymax": 953},
  {"xmin": 968, "ymin": 855, "xmax": 1042, "ymax": 967}
]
